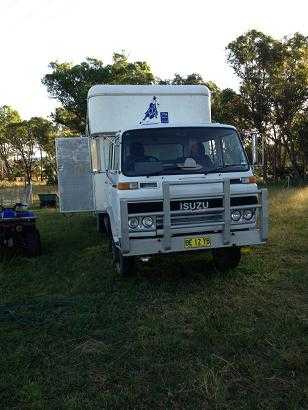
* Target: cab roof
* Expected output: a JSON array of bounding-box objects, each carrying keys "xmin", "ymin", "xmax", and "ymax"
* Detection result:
[
  {"xmin": 88, "ymin": 84, "xmax": 210, "ymax": 99},
  {"xmin": 120, "ymin": 122, "xmax": 236, "ymax": 133}
]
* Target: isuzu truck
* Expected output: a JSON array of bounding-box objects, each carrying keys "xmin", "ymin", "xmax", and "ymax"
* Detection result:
[{"xmin": 56, "ymin": 85, "xmax": 268, "ymax": 275}]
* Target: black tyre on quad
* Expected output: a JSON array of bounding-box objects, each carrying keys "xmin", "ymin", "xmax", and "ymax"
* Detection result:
[
  {"xmin": 212, "ymin": 246, "xmax": 241, "ymax": 271},
  {"xmin": 22, "ymin": 228, "xmax": 42, "ymax": 257},
  {"xmin": 111, "ymin": 238, "xmax": 135, "ymax": 276}
]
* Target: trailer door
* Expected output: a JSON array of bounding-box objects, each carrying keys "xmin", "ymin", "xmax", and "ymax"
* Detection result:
[{"xmin": 56, "ymin": 137, "xmax": 94, "ymax": 212}]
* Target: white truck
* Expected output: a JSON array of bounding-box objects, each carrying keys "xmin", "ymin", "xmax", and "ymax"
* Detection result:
[{"xmin": 56, "ymin": 85, "xmax": 268, "ymax": 275}]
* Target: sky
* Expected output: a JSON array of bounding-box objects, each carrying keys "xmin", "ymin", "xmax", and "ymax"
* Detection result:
[{"xmin": 1, "ymin": 0, "xmax": 308, "ymax": 120}]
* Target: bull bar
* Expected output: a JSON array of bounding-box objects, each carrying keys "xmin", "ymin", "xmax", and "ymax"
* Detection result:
[{"xmin": 119, "ymin": 179, "xmax": 268, "ymax": 256}]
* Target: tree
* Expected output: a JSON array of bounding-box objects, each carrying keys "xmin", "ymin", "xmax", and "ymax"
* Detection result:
[
  {"xmin": 270, "ymin": 33, "xmax": 308, "ymax": 178},
  {"xmin": 6, "ymin": 120, "xmax": 38, "ymax": 185},
  {"xmin": 297, "ymin": 117, "xmax": 308, "ymax": 175},
  {"xmin": 28, "ymin": 117, "xmax": 56, "ymax": 181},
  {"xmin": 226, "ymin": 30, "xmax": 281, "ymax": 178},
  {"xmin": 42, "ymin": 54, "xmax": 155, "ymax": 132},
  {"xmin": 212, "ymin": 88, "xmax": 252, "ymax": 131},
  {"xmin": 227, "ymin": 30, "xmax": 308, "ymax": 179},
  {"xmin": 227, "ymin": 30, "xmax": 279, "ymax": 133},
  {"xmin": 0, "ymin": 105, "xmax": 21, "ymax": 179}
]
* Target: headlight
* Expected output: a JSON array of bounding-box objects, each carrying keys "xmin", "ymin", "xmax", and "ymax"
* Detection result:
[
  {"xmin": 128, "ymin": 217, "xmax": 139, "ymax": 229},
  {"xmin": 142, "ymin": 216, "xmax": 154, "ymax": 228},
  {"xmin": 231, "ymin": 210, "xmax": 242, "ymax": 222},
  {"xmin": 243, "ymin": 209, "xmax": 254, "ymax": 220}
]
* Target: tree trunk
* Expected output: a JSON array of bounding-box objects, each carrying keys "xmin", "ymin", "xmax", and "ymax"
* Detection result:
[
  {"xmin": 40, "ymin": 148, "xmax": 43, "ymax": 181},
  {"xmin": 283, "ymin": 134, "xmax": 302, "ymax": 180},
  {"xmin": 0, "ymin": 156, "xmax": 13, "ymax": 180}
]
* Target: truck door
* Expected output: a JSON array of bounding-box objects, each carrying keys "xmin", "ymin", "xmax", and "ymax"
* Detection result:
[
  {"xmin": 91, "ymin": 136, "xmax": 109, "ymax": 212},
  {"xmin": 55, "ymin": 137, "xmax": 94, "ymax": 212}
]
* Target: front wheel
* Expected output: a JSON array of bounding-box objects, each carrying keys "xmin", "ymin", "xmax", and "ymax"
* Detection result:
[
  {"xmin": 97, "ymin": 213, "xmax": 106, "ymax": 234},
  {"xmin": 212, "ymin": 246, "xmax": 241, "ymax": 272},
  {"xmin": 111, "ymin": 239, "xmax": 135, "ymax": 276},
  {"xmin": 22, "ymin": 228, "xmax": 42, "ymax": 257}
]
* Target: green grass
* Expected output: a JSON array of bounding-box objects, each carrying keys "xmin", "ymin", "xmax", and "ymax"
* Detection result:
[{"xmin": 0, "ymin": 187, "xmax": 307, "ymax": 409}]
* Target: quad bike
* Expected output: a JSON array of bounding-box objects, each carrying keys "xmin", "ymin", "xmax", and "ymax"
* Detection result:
[{"xmin": 0, "ymin": 203, "xmax": 41, "ymax": 257}]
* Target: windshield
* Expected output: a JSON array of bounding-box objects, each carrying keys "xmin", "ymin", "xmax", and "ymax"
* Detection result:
[{"xmin": 121, "ymin": 127, "xmax": 249, "ymax": 177}]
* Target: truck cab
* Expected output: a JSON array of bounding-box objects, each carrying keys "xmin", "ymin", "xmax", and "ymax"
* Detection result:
[{"xmin": 56, "ymin": 85, "xmax": 268, "ymax": 275}]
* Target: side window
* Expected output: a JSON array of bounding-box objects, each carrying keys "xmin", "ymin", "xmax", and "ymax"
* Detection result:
[
  {"xmin": 113, "ymin": 143, "xmax": 120, "ymax": 170},
  {"xmin": 221, "ymin": 136, "xmax": 246, "ymax": 165},
  {"xmin": 90, "ymin": 138, "xmax": 101, "ymax": 172},
  {"xmin": 100, "ymin": 140, "xmax": 109, "ymax": 171},
  {"xmin": 108, "ymin": 144, "xmax": 114, "ymax": 170}
]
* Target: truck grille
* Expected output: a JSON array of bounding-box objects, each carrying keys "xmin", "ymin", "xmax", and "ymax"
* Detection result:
[
  {"xmin": 156, "ymin": 211, "xmax": 224, "ymax": 229},
  {"xmin": 127, "ymin": 196, "xmax": 257, "ymax": 231},
  {"xmin": 127, "ymin": 196, "xmax": 257, "ymax": 214}
]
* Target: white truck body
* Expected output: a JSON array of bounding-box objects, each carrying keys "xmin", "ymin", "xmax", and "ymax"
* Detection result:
[
  {"xmin": 56, "ymin": 85, "xmax": 268, "ymax": 270},
  {"xmin": 87, "ymin": 85, "xmax": 211, "ymax": 134}
]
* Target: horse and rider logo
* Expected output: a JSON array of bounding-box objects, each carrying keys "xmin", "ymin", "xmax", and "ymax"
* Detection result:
[{"xmin": 140, "ymin": 96, "xmax": 169, "ymax": 124}]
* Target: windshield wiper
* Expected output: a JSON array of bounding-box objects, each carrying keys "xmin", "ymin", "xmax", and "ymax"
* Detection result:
[
  {"xmin": 144, "ymin": 171, "xmax": 163, "ymax": 176},
  {"xmin": 162, "ymin": 165, "xmax": 208, "ymax": 174}
]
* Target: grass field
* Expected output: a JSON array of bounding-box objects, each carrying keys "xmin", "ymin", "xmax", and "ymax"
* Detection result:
[{"xmin": 0, "ymin": 187, "xmax": 307, "ymax": 409}]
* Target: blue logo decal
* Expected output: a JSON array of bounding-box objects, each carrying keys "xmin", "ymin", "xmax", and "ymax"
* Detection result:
[
  {"xmin": 160, "ymin": 112, "xmax": 169, "ymax": 123},
  {"xmin": 140, "ymin": 96, "xmax": 159, "ymax": 124}
]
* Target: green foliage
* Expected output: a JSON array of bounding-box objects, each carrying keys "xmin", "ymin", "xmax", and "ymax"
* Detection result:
[
  {"xmin": 29, "ymin": 117, "xmax": 59, "ymax": 183},
  {"xmin": 227, "ymin": 30, "xmax": 279, "ymax": 134},
  {"xmin": 30, "ymin": 117, "xmax": 55, "ymax": 151},
  {"xmin": 52, "ymin": 107, "xmax": 84, "ymax": 135},
  {"xmin": 42, "ymin": 54, "xmax": 155, "ymax": 132},
  {"xmin": 0, "ymin": 105, "xmax": 21, "ymax": 130},
  {"xmin": 6, "ymin": 120, "xmax": 38, "ymax": 184},
  {"xmin": 227, "ymin": 30, "xmax": 308, "ymax": 179},
  {"xmin": 1, "ymin": 115, "xmax": 57, "ymax": 184},
  {"xmin": 211, "ymin": 88, "xmax": 251, "ymax": 130},
  {"xmin": 270, "ymin": 34, "xmax": 308, "ymax": 176},
  {"xmin": 0, "ymin": 105, "xmax": 21, "ymax": 179}
]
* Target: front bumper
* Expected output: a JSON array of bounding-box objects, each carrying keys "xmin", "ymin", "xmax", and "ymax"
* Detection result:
[
  {"xmin": 118, "ymin": 178, "xmax": 268, "ymax": 257},
  {"xmin": 126, "ymin": 229, "xmax": 265, "ymax": 256}
]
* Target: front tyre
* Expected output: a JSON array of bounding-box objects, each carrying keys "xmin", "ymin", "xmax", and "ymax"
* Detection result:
[
  {"xmin": 22, "ymin": 228, "xmax": 42, "ymax": 257},
  {"xmin": 111, "ymin": 239, "xmax": 135, "ymax": 276},
  {"xmin": 212, "ymin": 246, "xmax": 241, "ymax": 272},
  {"xmin": 97, "ymin": 213, "xmax": 107, "ymax": 234}
]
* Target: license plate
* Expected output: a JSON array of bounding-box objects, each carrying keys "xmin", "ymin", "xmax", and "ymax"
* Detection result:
[{"xmin": 184, "ymin": 237, "xmax": 211, "ymax": 249}]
